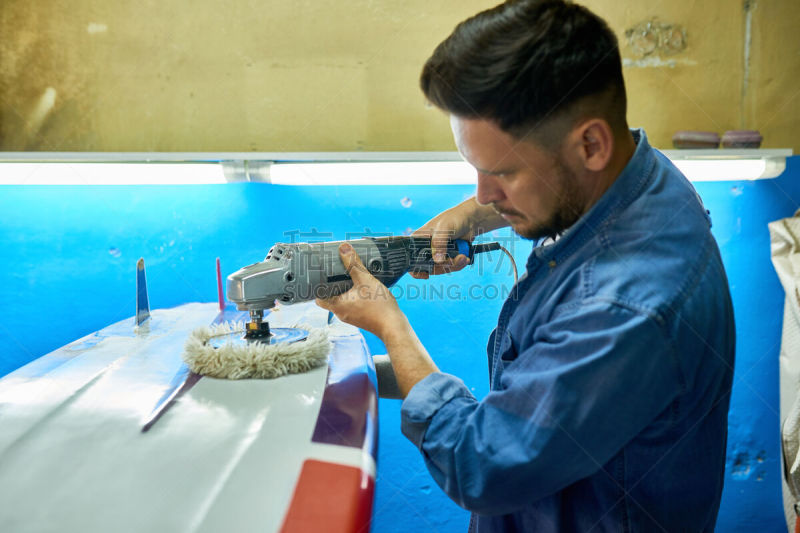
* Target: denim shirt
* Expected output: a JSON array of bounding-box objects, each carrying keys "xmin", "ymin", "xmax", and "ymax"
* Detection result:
[{"xmin": 401, "ymin": 130, "xmax": 735, "ymax": 532}]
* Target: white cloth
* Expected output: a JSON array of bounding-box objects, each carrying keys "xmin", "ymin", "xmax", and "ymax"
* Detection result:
[{"xmin": 769, "ymin": 210, "xmax": 800, "ymax": 532}]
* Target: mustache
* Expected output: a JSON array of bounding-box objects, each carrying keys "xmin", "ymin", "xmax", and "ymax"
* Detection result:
[{"xmin": 491, "ymin": 204, "xmax": 524, "ymax": 218}]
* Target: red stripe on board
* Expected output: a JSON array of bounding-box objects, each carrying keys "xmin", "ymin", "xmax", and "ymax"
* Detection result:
[{"xmin": 280, "ymin": 459, "xmax": 374, "ymax": 533}]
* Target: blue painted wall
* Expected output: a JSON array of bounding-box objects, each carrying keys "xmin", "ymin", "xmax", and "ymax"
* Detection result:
[
  {"xmin": 1, "ymin": 158, "xmax": 799, "ymax": 531},
  {"xmin": 700, "ymin": 158, "xmax": 800, "ymax": 531}
]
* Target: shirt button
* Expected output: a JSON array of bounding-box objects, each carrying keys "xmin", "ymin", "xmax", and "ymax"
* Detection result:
[{"xmin": 548, "ymin": 260, "xmax": 557, "ymax": 269}]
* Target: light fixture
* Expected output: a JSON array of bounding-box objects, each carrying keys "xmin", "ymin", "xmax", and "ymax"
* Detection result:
[
  {"xmin": 0, "ymin": 149, "xmax": 790, "ymax": 185},
  {"xmin": 0, "ymin": 162, "xmax": 226, "ymax": 185},
  {"xmin": 661, "ymin": 149, "xmax": 790, "ymax": 181},
  {"xmin": 267, "ymin": 161, "xmax": 476, "ymax": 185}
]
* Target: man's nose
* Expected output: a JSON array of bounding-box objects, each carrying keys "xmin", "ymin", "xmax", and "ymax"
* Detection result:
[{"xmin": 475, "ymin": 172, "xmax": 504, "ymax": 206}]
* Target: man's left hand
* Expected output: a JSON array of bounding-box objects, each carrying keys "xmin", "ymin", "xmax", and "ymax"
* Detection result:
[{"xmin": 316, "ymin": 242, "xmax": 404, "ymax": 339}]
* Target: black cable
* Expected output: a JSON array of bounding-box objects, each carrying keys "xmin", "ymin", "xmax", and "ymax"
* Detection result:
[
  {"xmin": 472, "ymin": 242, "xmax": 518, "ymax": 283},
  {"xmin": 472, "ymin": 242, "xmax": 500, "ymax": 253}
]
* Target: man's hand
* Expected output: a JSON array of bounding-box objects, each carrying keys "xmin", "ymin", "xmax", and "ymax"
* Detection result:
[
  {"xmin": 316, "ymin": 242, "xmax": 440, "ymax": 397},
  {"xmin": 315, "ymin": 242, "xmax": 404, "ymax": 339},
  {"xmin": 411, "ymin": 196, "xmax": 508, "ymax": 279}
]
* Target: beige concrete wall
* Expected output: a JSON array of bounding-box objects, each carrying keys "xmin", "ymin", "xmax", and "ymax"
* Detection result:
[{"xmin": 1, "ymin": 0, "xmax": 798, "ymax": 152}]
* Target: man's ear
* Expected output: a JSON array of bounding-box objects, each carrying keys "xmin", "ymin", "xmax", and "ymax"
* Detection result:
[{"xmin": 566, "ymin": 119, "xmax": 614, "ymax": 172}]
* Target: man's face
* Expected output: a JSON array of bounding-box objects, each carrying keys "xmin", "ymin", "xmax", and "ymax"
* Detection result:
[{"xmin": 450, "ymin": 116, "xmax": 587, "ymax": 240}]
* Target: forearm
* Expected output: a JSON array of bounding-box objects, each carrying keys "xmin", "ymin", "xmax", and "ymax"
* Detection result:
[
  {"xmin": 380, "ymin": 315, "xmax": 439, "ymax": 398},
  {"xmin": 456, "ymin": 196, "xmax": 509, "ymax": 237}
]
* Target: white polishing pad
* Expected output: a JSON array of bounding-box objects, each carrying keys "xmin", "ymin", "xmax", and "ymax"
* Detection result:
[{"xmin": 183, "ymin": 321, "xmax": 331, "ymax": 379}]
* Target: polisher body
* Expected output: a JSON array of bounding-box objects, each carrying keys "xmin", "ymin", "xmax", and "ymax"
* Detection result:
[{"xmin": 226, "ymin": 236, "xmax": 474, "ymax": 313}]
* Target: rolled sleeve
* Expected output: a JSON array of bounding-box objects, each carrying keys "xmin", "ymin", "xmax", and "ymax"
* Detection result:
[{"xmin": 400, "ymin": 372, "xmax": 476, "ymax": 447}]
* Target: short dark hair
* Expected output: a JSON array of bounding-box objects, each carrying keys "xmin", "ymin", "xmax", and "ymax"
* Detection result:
[{"xmin": 421, "ymin": 0, "xmax": 627, "ymax": 140}]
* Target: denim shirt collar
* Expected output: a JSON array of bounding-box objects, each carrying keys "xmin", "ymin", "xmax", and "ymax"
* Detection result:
[{"xmin": 527, "ymin": 128, "xmax": 655, "ymax": 270}]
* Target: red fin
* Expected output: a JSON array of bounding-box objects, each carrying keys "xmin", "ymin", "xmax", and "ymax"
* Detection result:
[{"xmin": 216, "ymin": 257, "xmax": 224, "ymax": 312}]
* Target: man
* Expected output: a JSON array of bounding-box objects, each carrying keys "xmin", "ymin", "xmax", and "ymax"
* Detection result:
[{"xmin": 317, "ymin": 0, "xmax": 735, "ymax": 531}]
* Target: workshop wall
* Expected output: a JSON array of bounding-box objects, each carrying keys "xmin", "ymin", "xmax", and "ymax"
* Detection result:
[
  {"xmin": 1, "ymin": 0, "xmax": 798, "ymax": 152},
  {"xmin": 2, "ymin": 0, "xmax": 800, "ymax": 531},
  {"xmin": 1, "ymin": 160, "xmax": 799, "ymax": 531}
]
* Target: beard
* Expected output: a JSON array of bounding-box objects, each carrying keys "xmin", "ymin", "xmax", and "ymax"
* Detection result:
[{"xmin": 493, "ymin": 160, "xmax": 586, "ymax": 241}]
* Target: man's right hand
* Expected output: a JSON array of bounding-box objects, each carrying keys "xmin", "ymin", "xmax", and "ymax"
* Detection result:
[{"xmin": 411, "ymin": 196, "xmax": 508, "ymax": 279}]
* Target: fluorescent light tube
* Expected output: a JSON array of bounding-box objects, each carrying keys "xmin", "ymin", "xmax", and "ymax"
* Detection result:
[
  {"xmin": 671, "ymin": 158, "xmax": 776, "ymax": 181},
  {"xmin": 0, "ymin": 163, "xmax": 226, "ymax": 185},
  {"xmin": 0, "ymin": 149, "xmax": 789, "ymax": 184},
  {"xmin": 268, "ymin": 161, "xmax": 477, "ymax": 185}
]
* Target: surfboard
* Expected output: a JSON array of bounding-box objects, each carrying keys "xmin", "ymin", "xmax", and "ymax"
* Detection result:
[{"xmin": 0, "ymin": 259, "xmax": 377, "ymax": 532}]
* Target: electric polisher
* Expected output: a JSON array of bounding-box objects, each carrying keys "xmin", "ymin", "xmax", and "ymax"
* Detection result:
[
  {"xmin": 227, "ymin": 235, "xmax": 503, "ymax": 338},
  {"xmin": 181, "ymin": 235, "xmax": 511, "ymax": 381}
]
